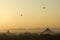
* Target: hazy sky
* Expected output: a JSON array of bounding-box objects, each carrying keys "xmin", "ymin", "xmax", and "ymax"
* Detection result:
[{"xmin": 0, "ymin": 0, "xmax": 60, "ymax": 30}]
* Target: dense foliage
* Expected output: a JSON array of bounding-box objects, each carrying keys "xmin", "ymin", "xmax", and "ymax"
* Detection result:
[{"xmin": 0, "ymin": 32, "xmax": 60, "ymax": 40}]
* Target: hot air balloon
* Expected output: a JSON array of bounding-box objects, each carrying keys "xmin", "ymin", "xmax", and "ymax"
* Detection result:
[
  {"xmin": 43, "ymin": 7, "xmax": 45, "ymax": 9},
  {"xmin": 21, "ymin": 14, "xmax": 23, "ymax": 16}
]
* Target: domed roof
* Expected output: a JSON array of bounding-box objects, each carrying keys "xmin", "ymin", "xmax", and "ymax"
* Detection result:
[{"xmin": 40, "ymin": 28, "xmax": 54, "ymax": 35}]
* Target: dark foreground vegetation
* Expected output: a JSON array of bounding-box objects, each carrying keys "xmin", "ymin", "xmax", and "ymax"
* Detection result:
[{"xmin": 0, "ymin": 32, "xmax": 60, "ymax": 40}]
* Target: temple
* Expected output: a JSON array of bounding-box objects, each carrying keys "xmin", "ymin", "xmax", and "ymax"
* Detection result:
[{"xmin": 40, "ymin": 28, "xmax": 55, "ymax": 35}]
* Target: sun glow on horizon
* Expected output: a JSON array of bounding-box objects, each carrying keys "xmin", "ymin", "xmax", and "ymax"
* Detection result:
[{"xmin": 0, "ymin": 0, "xmax": 60, "ymax": 30}]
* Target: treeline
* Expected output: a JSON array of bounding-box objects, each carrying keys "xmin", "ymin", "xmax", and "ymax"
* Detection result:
[{"xmin": 0, "ymin": 32, "xmax": 60, "ymax": 40}]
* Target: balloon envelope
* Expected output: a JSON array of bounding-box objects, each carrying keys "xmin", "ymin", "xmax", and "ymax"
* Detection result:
[
  {"xmin": 21, "ymin": 14, "xmax": 23, "ymax": 16},
  {"xmin": 43, "ymin": 7, "xmax": 45, "ymax": 9}
]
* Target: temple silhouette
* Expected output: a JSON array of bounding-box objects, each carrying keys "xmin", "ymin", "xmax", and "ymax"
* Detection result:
[
  {"xmin": 40, "ymin": 28, "xmax": 55, "ymax": 35},
  {"xmin": 0, "ymin": 28, "xmax": 59, "ymax": 40}
]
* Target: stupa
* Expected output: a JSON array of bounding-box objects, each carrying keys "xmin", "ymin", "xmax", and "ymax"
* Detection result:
[{"xmin": 40, "ymin": 28, "xmax": 54, "ymax": 35}]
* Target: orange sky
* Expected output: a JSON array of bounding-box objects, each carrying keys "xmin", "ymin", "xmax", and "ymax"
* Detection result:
[{"xmin": 0, "ymin": 0, "xmax": 60, "ymax": 30}]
